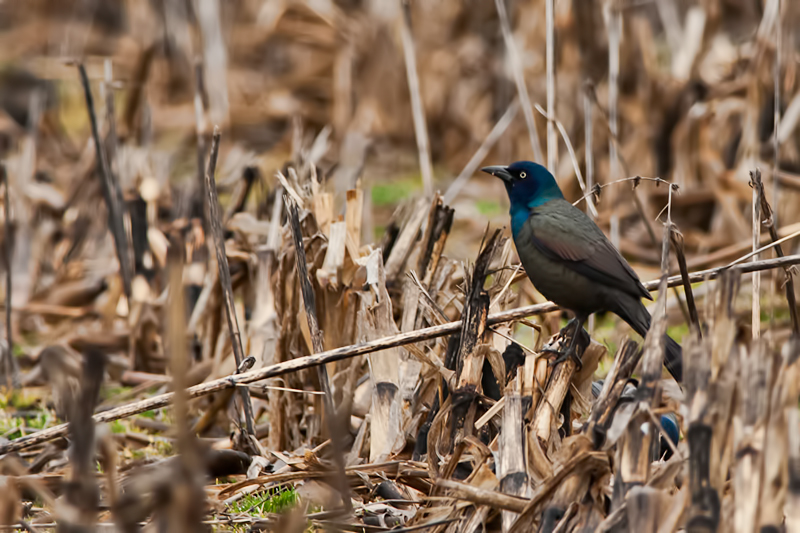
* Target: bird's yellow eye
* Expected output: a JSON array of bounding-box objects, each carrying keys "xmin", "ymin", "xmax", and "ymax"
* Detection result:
[{"xmin": 519, "ymin": 171, "xmax": 527, "ymax": 179}]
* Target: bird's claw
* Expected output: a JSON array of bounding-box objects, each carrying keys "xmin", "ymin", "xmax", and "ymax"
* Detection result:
[
  {"xmin": 548, "ymin": 348, "xmax": 583, "ymax": 370},
  {"xmin": 541, "ymin": 345, "xmax": 561, "ymax": 356},
  {"xmin": 543, "ymin": 345, "xmax": 583, "ymax": 370}
]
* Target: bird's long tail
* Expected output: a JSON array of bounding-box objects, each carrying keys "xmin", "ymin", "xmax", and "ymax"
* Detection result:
[{"xmin": 612, "ymin": 297, "xmax": 684, "ymax": 383}]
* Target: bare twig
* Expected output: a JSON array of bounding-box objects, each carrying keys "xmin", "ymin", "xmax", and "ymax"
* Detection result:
[
  {"xmin": 583, "ymin": 82, "xmax": 630, "ymax": 178},
  {"xmin": 437, "ymin": 478, "xmax": 528, "ymax": 513},
  {"xmin": 2, "ymin": 254, "xmax": 800, "ymax": 454},
  {"xmin": 772, "ymin": 0, "xmax": 782, "ymax": 223},
  {"xmin": 186, "ymin": 270, "xmax": 218, "ymax": 335},
  {"xmin": 77, "ymin": 63, "xmax": 132, "ymax": 300},
  {"xmin": 583, "ymin": 89, "xmax": 595, "ymax": 217},
  {"xmin": 751, "ymin": 169, "xmax": 799, "ymax": 335},
  {"xmin": 494, "ymin": 0, "xmax": 544, "ymax": 163},
  {"xmin": 751, "ymin": 169, "xmax": 762, "ymax": 340},
  {"xmin": 534, "ymin": 104, "xmax": 598, "ymax": 217},
  {"xmin": 769, "ymin": 0, "xmax": 782, "ymax": 332},
  {"xmin": 671, "ymin": 229, "xmax": 701, "ymax": 335},
  {"xmin": 196, "ymin": 0, "xmax": 229, "ymax": 126},
  {"xmin": 603, "ymin": 0, "xmax": 622, "ymax": 250},
  {"xmin": 103, "ymin": 60, "xmax": 119, "ymax": 184},
  {"xmin": 443, "ymin": 100, "xmax": 518, "ymax": 204},
  {"xmin": 1, "ymin": 165, "xmax": 16, "ymax": 390},
  {"xmin": 399, "ymin": 0, "xmax": 434, "ymax": 197},
  {"xmin": 604, "ymin": 0, "xmax": 620, "ymax": 181},
  {"xmin": 284, "ymin": 193, "xmax": 352, "ymax": 512},
  {"xmin": 572, "ymin": 176, "xmax": 670, "ymax": 207},
  {"xmin": 203, "ymin": 126, "xmax": 256, "ymax": 439},
  {"xmin": 193, "ymin": 57, "xmax": 208, "ymax": 219},
  {"xmin": 546, "ymin": 0, "xmax": 556, "ymax": 172}
]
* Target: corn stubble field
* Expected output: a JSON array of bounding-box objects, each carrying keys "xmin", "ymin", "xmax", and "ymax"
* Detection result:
[{"xmin": 0, "ymin": 0, "xmax": 800, "ymax": 532}]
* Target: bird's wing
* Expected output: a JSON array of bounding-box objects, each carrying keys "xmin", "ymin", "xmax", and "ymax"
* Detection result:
[{"xmin": 527, "ymin": 201, "xmax": 652, "ymax": 301}]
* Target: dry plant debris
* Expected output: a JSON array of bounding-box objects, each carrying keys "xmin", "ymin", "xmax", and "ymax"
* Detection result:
[{"xmin": 0, "ymin": 1, "xmax": 799, "ymax": 532}]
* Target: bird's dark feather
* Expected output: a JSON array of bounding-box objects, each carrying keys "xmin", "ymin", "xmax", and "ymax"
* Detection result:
[{"xmin": 527, "ymin": 200, "xmax": 652, "ymax": 301}]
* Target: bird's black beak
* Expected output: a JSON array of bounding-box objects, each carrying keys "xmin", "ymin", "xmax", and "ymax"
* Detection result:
[{"xmin": 481, "ymin": 165, "xmax": 513, "ymax": 183}]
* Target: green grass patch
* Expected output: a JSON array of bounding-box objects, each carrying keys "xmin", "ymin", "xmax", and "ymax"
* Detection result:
[
  {"xmin": 0, "ymin": 389, "xmax": 41, "ymax": 410},
  {"xmin": 230, "ymin": 487, "xmax": 298, "ymax": 516},
  {"xmin": 761, "ymin": 306, "xmax": 793, "ymax": 324},
  {"xmin": 27, "ymin": 411, "xmax": 53, "ymax": 430},
  {"xmin": 129, "ymin": 448, "xmax": 147, "ymax": 461},
  {"xmin": 475, "ymin": 199, "xmax": 506, "ymax": 217},
  {"xmin": 0, "ymin": 409, "xmax": 55, "ymax": 440},
  {"xmin": 0, "ymin": 415, "xmax": 23, "ymax": 439},
  {"xmin": 371, "ymin": 178, "xmax": 419, "ymax": 207},
  {"xmin": 103, "ymin": 385, "xmax": 133, "ymax": 401}
]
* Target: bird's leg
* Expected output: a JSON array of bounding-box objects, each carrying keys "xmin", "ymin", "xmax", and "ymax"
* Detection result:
[
  {"xmin": 540, "ymin": 318, "xmax": 577, "ymax": 356},
  {"xmin": 550, "ymin": 316, "xmax": 586, "ymax": 368}
]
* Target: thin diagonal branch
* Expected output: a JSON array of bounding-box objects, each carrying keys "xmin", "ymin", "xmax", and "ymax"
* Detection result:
[
  {"xmin": 1, "ymin": 165, "xmax": 17, "ymax": 390},
  {"xmin": 494, "ymin": 0, "xmax": 544, "ymax": 163},
  {"xmin": 285, "ymin": 192, "xmax": 352, "ymax": 512},
  {"xmin": 78, "ymin": 63, "xmax": 132, "ymax": 300},
  {"xmin": 203, "ymin": 126, "xmax": 256, "ymax": 439},
  {"xmin": 399, "ymin": 0, "xmax": 434, "ymax": 197}
]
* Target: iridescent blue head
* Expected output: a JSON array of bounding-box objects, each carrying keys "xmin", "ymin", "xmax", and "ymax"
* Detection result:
[{"xmin": 481, "ymin": 161, "xmax": 564, "ymax": 235}]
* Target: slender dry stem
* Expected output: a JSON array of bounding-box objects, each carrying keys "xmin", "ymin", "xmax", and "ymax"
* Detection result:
[
  {"xmin": 494, "ymin": 0, "xmax": 544, "ymax": 163},
  {"xmin": 604, "ymin": 0, "xmax": 622, "ymax": 249},
  {"xmin": 534, "ymin": 104, "xmax": 597, "ymax": 217},
  {"xmin": 1, "ymin": 165, "xmax": 15, "ymax": 390},
  {"xmin": 203, "ymin": 126, "xmax": 256, "ymax": 438},
  {"xmin": 285, "ymin": 193, "xmax": 352, "ymax": 512},
  {"xmin": 583, "ymin": 88, "xmax": 595, "ymax": 216},
  {"xmin": 103, "ymin": 60, "xmax": 119, "ymax": 181},
  {"xmin": 399, "ymin": 0, "xmax": 434, "ymax": 197},
  {"xmin": 546, "ymin": 0, "xmax": 556, "ymax": 172},
  {"xmin": 443, "ymin": 100, "xmax": 518, "ymax": 204},
  {"xmin": 771, "ymin": 0, "xmax": 782, "ymax": 329},
  {"xmin": 78, "ymin": 63, "xmax": 132, "ymax": 300},
  {"xmin": 751, "ymin": 170, "xmax": 800, "ymax": 335},
  {"xmin": 193, "ymin": 57, "xmax": 208, "ymax": 218},
  {"xmin": 752, "ymin": 169, "xmax": 762, "ymax": 340},
  {"xmin": 671, "ymin": 230, "xmax": 701, "ymax": 335}
]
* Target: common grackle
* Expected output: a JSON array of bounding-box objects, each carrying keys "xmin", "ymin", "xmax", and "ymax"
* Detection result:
[{"xmin": 482, "ymin": 161, "xmax": 683, "ymax": 382}]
